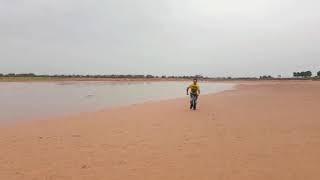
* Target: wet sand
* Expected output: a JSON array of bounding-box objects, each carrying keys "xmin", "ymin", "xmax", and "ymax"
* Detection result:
[{"xmin": 1, "ymin": 81, "xmax": 320, "ymax": 180}]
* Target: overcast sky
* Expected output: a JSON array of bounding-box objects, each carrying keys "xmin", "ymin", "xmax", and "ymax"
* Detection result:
[{"xmin": 0, "ymin": 0, "xmax": 319, "ymax": 77}]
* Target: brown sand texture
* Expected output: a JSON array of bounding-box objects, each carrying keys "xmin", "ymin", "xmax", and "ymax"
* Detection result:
[{"xmin": 1, "ymin": 81, "xmax": 320, "ymax": 180}]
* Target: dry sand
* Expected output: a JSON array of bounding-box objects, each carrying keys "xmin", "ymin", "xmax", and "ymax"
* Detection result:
[{"xmin": 1, "ymin": 81, "xmax": 320, "ymax": 180}]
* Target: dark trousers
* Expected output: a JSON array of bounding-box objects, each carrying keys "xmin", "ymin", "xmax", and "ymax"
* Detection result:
[{"xmin": 190, "ymin": 93, "xmax": 198, "ymax": 109}]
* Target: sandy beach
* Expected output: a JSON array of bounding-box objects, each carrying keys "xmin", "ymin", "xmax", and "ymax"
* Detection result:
[{"xmin": 1, "ymin": 81, "xmax": 320, "ymax": 180}]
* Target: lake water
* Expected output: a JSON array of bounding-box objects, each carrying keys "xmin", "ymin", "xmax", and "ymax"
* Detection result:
[{"xmin": 0, "ymin": 81, "xmax": 235, "ymax": 122}]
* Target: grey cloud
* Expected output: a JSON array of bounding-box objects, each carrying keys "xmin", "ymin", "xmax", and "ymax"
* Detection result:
[{"xmin": 0, "ymin": 0, "xmax": 319, "ymax": 76}]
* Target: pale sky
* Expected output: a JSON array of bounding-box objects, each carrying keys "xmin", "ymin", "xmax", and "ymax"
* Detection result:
[{"xmin": 0, "ymin": 0, "xmax": 319, "ymax": 77}]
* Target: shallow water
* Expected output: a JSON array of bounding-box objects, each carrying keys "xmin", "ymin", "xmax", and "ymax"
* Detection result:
[{"xmin": 0, "ymin": 81, "xmax": 235, "ymax": 121}]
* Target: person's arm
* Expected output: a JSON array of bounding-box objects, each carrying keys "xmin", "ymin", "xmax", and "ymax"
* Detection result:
[
  {"xmin": 198, "ymin": 86, "xmax": 200, "ymax": 95},
  {"xmin": 186, "ymin": 86, "xmax": 190, "ymax": 95}
]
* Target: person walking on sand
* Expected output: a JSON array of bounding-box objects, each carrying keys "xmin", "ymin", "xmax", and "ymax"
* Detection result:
[{"xmin": 186, "ymin": 79, "xmax": 200, "ymax": 110}]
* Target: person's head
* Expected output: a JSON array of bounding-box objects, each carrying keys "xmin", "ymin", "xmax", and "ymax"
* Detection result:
[{"xmin": 193, "ymin": 78, "xmax": 198, "ymax": 84}]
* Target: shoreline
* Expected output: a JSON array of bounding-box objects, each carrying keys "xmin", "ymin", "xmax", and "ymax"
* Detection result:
[
  {"xmin": 0, "ymin": 83, "xmax": 238, "ymax": 127},
  {"xmin": 1, "ymin": 81, "xmax": 320, "ymax": 180},
  {"xmin": 0, "ymin": 81, "xmax": 236, "ymax": 124}
]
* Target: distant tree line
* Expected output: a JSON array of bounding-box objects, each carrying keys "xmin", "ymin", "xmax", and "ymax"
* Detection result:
[
  {"xmin": 0, "ymin": 73, "xmax": 37, "ymax": 77},
  {"xmin": 0, "ymin": 73, "xmax": 205, "ymax": 79},
  {"xmin": 0, "ymin": 73, "xmax": 152, "ymax": 78},
  {"xmin": 293, "ymin": 71, "xmax": 313, "ymax": 78},
  {"xmin": 1, "ymin": 72, "xmax": 319, "ymax": 80},
  {"xmin": 259, "ymin": 75, "xmax": 274, "ymax": 79}
]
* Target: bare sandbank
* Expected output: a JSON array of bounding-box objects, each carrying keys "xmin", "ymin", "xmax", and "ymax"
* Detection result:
[{"xmin": 1, "ymin": 81, "xmax": 320, "ymax": 180}]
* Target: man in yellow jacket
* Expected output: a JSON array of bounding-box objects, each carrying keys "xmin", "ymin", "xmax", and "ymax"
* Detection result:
[{"xmin": 186, "ymin": 79, "xmax": 200, "ymax": 110}]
